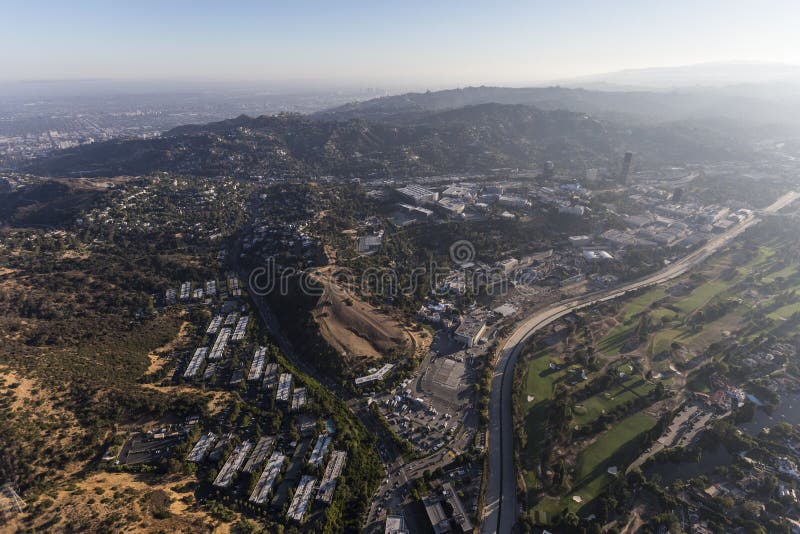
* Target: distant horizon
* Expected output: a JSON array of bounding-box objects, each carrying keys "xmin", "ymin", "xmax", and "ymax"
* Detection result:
[
  {"xmin": 5, "ymin": 0, "xmax": 800, "ymax": 86},
  {"xmin": 4, "ymin": 59, "xmax": 800, "ymax": 97}
]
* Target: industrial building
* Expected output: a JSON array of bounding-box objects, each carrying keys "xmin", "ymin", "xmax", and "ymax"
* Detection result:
[
  {"xmin": 183, "ymin": 347, "xmax": 208, "ymax": 379},
  {"xmin": 286, "ymin": 475, "xmax": 317, "ymax": 523},
  {"xmin": 309, "ymin": 434, "xmax": 332, "ymax": 467},
  {"xmin": 186, "ymin": 432, "xmax": 217, "ymax": 463},
  {"xmin": 247, "ymin": 346, "xmax": 267, "ymax": 381},
  {"xmin": 396, "ymin": 184, "xmax": 438, "ymax": 204},
  {"xmin": 242, "ymin": 436, "xmax": 275, "ymax": 473},
  {"xmin": 354, "ymin": 363, "xmax": 395, "ymax": 385},
  {"xmin": 209, "ymin": 327, "xmax": 231, "ymax": 360},
  {"xmin": 454, "ymin": 315, "xmax": 487, "ymax": 348},
  {"xmin": 276, "ymin": 373, "xmax": 293, "ymax": 402},
  {"xmin": 213, "ymin": 440, "xmax": 253, "ymax": 488},
  {"xmin": 316, "ymin": 450, "xmax": 347, "ymax": 504},
  {"xmin": 249, "ymin": 451, "xmax": 286, "ymax": 505}
]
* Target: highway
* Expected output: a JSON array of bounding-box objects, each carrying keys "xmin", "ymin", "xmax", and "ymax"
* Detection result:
[{"xmin": 481, "ymin": 191, "xmax": 799, "ymax": 534}]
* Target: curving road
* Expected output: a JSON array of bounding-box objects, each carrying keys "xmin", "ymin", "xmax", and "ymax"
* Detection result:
[{"xmin": 481, "ymin": 192, "xmax": 799, "ymax": 534}]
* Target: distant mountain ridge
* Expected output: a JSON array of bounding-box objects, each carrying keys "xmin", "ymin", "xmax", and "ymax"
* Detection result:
[
  {"xmin": 557, "ymin": 61, "xmax": 800, "ymax": 90},
  {"xmin": 25, "ymin": 102, "xmax": 751, "ymax": 179},
  {"xmin": 316, "ymin": 85, "xmax": 800, "ymax": 130}
]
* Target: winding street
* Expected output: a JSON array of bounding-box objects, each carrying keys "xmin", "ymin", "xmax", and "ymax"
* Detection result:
[{"xmin": 481, "ymin": 191, "xmax": 799, "ymax": 534}]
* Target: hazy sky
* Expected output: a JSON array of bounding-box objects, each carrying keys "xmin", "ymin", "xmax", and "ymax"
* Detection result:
[{"xmin": 4, "ymin": 0, "xmax": 800, "ymax": 87}]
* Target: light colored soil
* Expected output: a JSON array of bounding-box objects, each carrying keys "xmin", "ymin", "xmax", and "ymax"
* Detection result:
[
  {"xmin": 59, "ymin": 250, "xmax": 90, "ymax": 260},
  {"xmin": 14, "ymin": 471, "xmax": 238, "ymax": 533},
  {"xmin": 1, "ymin": 367, "xmax": 39, "ymax": 413},
  {"xmin": 0, "ymin": 366, "xmax": 80, "ymax": 432},
  {"xmin": 408, "ymin": 326, "xmax": 432, "ymax": 359},
  {"xmin": 145, "ymin": 319, "xmax": 192, "ymax": 375},
  {"xmin": 621, "ymin": 506, "xmax": 645, "ymax": 533},
  {"xmin": 312, "ymin": 268, "xmax": 412, "ymax": 361},
  {"xmin": 0, "ymin": 366, "xmax": 85, "ymax": 478},
  {"xmin": 140, "ymin": 384, "xmax": 232, "ymax": 417},
  {"xmin": 0, "ymin": 370, "xmax": 234, "ymax": 532}
]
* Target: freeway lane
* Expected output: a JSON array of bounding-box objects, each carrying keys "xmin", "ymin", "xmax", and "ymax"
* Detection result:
[{"xmin": 481, "ymin": 191, "xmax": 799, "ymax": 534}]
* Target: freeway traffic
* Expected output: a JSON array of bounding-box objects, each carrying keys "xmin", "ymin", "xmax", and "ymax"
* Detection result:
[{"xmin": 481, "ymin": 191, "xmax": 800, "ymax": 534}]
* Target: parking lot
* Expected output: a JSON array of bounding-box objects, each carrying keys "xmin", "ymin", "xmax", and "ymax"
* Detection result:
[{"xmin": 119, "ymin": 432, "xmax": 185, "ymax": 465}]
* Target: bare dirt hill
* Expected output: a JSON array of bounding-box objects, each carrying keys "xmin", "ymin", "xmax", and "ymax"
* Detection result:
[{"xmin": 311, "ymin": 269, "xmax": 412, "ymax": 362}]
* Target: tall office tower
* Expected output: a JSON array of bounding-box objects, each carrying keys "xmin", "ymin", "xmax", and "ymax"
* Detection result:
[
  {"xmin": 620, "ymin": 151, "xmax": 633, "ymax": 184},
  {"xmin": 543, "ymin": 160, "xmax": 555, "ymax": 179}
]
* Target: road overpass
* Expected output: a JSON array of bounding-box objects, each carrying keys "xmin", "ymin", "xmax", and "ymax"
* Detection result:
[{"xmin": 481, "ymin": 191, "xmax": 799, "ymax": 533}]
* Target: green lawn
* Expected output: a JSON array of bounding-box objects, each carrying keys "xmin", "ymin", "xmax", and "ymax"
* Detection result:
[
  {"xmin": 768, "ymin": 301, "xmax": 800, "ymax": 320},
  {"xmin": 573, "ymin": 375, "xmax": 654, "ymax": 426},
  {"xmin": 520, "ymin": 350, "xmax": 567, "ymax": 410},
  {"xmin": 524, "ymin": 245, "xmax": 791, "ymax": 525},
  {"xmin": 647, "ymin": 306, "xmax": 745, "ymax": 357},
  {"xmin": 532, "ymin": 412, "xmax": 657, "ymax": 521},
  {"xmin": 596, "ymin": 288, "xmax": 667, "ymax": 348},
  {"xmin": 597, "ymin": 246, "xmax": 771, "ymax": 360},
  {"xmin": 620, "ymin": 288, "xmax": 668, "ymax": 320},
  {"xmin": 672, "ymin": 279, "xmax": 733, "ymax": 314},
  {"xmin": 648, "ymin": 327, "xmax": 682, "ymax": 356},
  {"xmin": 519, "ymin": 351, "xmax": 577, "ymax": 477},
  {"xmin": 575, "ymin": 412, "xmax": 656, "ymax": 481},
  {"xmin": 762, "ymin": 264, "xmax": 798, "ymax": 283}
]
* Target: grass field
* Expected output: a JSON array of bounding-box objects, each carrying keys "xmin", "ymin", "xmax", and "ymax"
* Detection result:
[
  {"xmin": 596, "ymin": 289, "xmax": 669, "ymax": 355},
  {"xmin": 532, "ymin": 412, "xmax": 657, "ymax": 519},
  {"xmin": 596, "ymin": 245, "xmax": 781, "ymax": 361},
  {"xmin": 672, "ymin": 279, "xmax": 732, "ymax": 314},
  {"xmin": 573, "ymin": 374, "xmax": 654, "ymax": 426},
  {"xmin": 761, "ymin": 264, "xmax": 797, "ymax": 284},
  {"xmin": 768, "ymin": 301, "xmax": 800, "ymax": 321},
  {"xmin": 520, "ymin": 241, "xmax": 800, "ymax": 525},
  {"xmin": 519, "ymin": 350, "xmax": 574, "ymax": 464},
  {"xmin": 619, "ymin": 288, "xmax": 669, "ymax": 321},
  {"xmin": 520, "ymin": 350, "xmax": 565, "ymax": 410},
  {"xmin": 575, "ymin": 413, "xmax": 656, "ymax": 481}
]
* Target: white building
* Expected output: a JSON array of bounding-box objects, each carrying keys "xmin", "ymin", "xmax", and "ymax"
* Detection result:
[
  {"xmin": 558, "ymin": 204, "xmax": 585, "ymax": 216},
  {"xmin": 455, "ymin": 315, "xmax": 487, "ymax": 348},
  {"xmin": 396, "ymin": 184, "xmax": 438, "ymax": 204}
]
